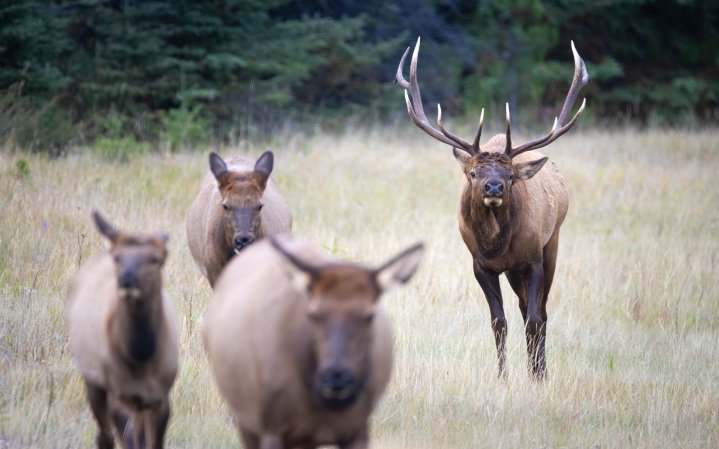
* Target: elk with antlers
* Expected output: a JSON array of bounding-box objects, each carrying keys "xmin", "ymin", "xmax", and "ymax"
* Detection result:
[{"xmin": 396, "ymin": 37, "xmax": 588, "ymax": 378}]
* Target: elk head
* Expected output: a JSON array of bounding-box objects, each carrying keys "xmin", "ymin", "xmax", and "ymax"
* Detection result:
[
  {"xmin": 395, "ymin": 37, "xmax": 589, "ymax": 207},
  {"xmin": 271, "ymin": 237, "xmax": 424, "ymax": 411},
  {"xmin": 453, "ymin": 145, "xmax": 547, "ymax": 209},
  {"xmin": 93, "ymin": 210, "xmax": 168, "ymax": 310},
  {"xmin": 210, "ymin": 151, "xmax": 273, "ymax": 253}
]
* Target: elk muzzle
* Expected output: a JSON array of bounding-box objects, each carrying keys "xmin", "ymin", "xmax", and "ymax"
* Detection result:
[
  {"xmin": 233, "ymin": 232, "xmax": 255, "ymax": 253},
  {"xmin": 118, "ymin": 269, "xmax": 142, "ymax": 300},
  {"xmin": 231, "ymin": 207, "xmax": 259, "ymax": 253},
  {"xmin": 482, "ymin": 178, "xmax": 505, "ymax": 207},
  {"xmin": 318, "ymin": 367, "xmax": 356, "ymax": 400}
]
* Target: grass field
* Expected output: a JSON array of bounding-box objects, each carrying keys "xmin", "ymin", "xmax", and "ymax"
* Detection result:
[{"xmin": 1, "ymin": 126, "xmax": 718, "ymax": 448}]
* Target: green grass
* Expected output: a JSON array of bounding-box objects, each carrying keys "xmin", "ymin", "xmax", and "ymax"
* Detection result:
[{"xmin": 1, "ymin": 126, "xmax": 718, "ymax": 448}]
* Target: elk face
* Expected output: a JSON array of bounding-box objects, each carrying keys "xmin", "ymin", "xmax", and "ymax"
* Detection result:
[
  {"xmin": 453, "ymin": 148, "xmax": 548, "ymax": 208},
  {"xmin": 210, "ymin": 151, "xmax": 273, "ymax": 254},
  {"xmin": 303, "ymin": 266, "xmax": 380, "ymax": 410},
  {"xmin": 272, "ymin": 237, "xmax": 424, "ymax": 411},
  {"xmin": 93, "ymin": 211, "xmax": 168, "ymax": 308}
]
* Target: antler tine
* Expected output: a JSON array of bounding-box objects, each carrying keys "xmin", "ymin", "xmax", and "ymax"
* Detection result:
[
  {"xmin": 507, "ymin": 41, "xmax": 590, "ymax": 158},
  {"xmin": 558, "ymin": 41, "xmax": 590, "ymax": 126},
  {"xmin": 470, "ymin": 108, "xmax": 484, "ymax": 154},
  {"xmin": 394, "ymin": 46, "xmax": 411, "ymax": 90},
  {"xmin": 408, "ymin": 37, "xmax": 428, "ymax": 122},
  {"xmin": 504, "ymin": 103, "xmax": 512, "ymax": 154},
  {"xmin": 437, "ymin": 104, "xmax": 475, "ymax": 151},
  {"xmin": 395, "ymin": 37, "xmax": 472, "ymax": 150}
]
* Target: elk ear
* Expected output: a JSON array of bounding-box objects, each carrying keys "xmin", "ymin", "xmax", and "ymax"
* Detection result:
[
  {"xmin": 209, "ymin": 152, "xmax": 229, "ymax": 183},
  {"xmin": 453, "ymin": 147, "xmax": 472, "ymax": 170},
  {"xmin": 271, "ymin": 235, "xmax": 319, "ymax": 293},
  {"xmin": 253, "ymin": 151, "xmax": 274, "ymax": 185},
  {"xmin": 374, "ymin": 242, "xmax": 425, "ymax": 295},
  {"xmin": 513, "ymin": 157, "xmax": 548, "ymax": 182},
  {"xmin": 92, "ymin": 210, "xmax": 119, "ymax": 244}
]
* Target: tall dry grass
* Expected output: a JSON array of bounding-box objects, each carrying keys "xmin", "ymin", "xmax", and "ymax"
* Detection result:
[{"xmin": 0, "ymin": 126, "xmax": 717, "ymax": 448}]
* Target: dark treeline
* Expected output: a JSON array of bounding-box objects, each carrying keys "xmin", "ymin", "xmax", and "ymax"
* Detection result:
[{"xmin": 1, "ymin": 0, "xmax": 717, "ymax": 152}]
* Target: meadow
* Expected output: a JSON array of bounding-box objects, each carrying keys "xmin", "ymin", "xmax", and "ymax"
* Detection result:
[{"xmin": 1, "ymin": 125, "xmax": 717, "ymax": 448}]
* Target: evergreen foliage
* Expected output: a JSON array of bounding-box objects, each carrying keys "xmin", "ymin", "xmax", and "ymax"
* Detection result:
[{"xmin": 0, "ymin": 0, "xmax": 716, "ymax": 151}]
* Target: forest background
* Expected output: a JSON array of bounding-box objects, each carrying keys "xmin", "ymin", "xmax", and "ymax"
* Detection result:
[{"xmin": 1, "ymin": 0, "xmax": 718, "ymax": 154}]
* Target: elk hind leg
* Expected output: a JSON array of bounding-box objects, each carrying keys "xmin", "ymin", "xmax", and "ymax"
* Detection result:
[
  {"xmin": 525, "ymin": 262, "xmax": 547, "ymax": 379},
  {"xmin": 506, "ymin": 270, "xmax": 528, "ymax": 323},
  {"xmin": 531, "ymin": 231, "xmax": 560, "ymax": 378}
]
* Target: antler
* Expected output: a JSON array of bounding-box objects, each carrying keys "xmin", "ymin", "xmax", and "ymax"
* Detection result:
[
  {"xmin": 504, "ymin": 40, "xmax": 589, "ymax": 158},
  {"xmin": 397, "ymin": 38, "xmax": 589, "ymax": 159},
  {"xmin": 396, "ymin": 37, "xmax": 483, "ymax": 154}
]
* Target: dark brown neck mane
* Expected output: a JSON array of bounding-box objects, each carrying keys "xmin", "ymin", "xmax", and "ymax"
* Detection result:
[
  {"xmin": 461, "ymin": 185, "xmax": 516, "ymax": 260},
  {"xmin": 109, "ymin": 286, "xmax": 164, "ymax": 367}
]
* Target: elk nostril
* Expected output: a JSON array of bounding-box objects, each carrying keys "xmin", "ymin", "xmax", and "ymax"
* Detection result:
[
  {"xmin": 119, "ymin": 272, "xmax": 138, "ymax": 288},
  {"xmin": 234, "ymin": 235, "xmax": 254, "ymax": 247},
  {"xmin": 485, "ymin": 180, "xmax": 503, "ymax": 195},
  {"xmin": 321, "ymin": 369, "xmax": 355, "ymax": 392}
]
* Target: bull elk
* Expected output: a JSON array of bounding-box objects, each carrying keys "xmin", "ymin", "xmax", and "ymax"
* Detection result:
[
  {"xmin": 203, "ymin": 236, "xmax": 424, "ymax": 449},
  {"xmin": 186, "ymin": 151, "xmax": 292, "ymax": 287},
  {"xmin": 66, "ymin": 211, "xmax": 178, "ymax": 448},
  {"xmin": 396, "ymin": 38, "xmax": 589, "ymax": 378}
]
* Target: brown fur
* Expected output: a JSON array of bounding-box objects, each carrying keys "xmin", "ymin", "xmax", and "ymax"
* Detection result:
[
  {"xmin": 455, "ymin": 134, "xmax": 568, "ymax": 378},
  {"xmin": 186, "ymin": 152, "xmax": 292, "ymax": 287},
  {"xmin": 203, "ymin": 237, "xmax": 423, "ymax": 449},
  {"xmin": 396, "ymin": 38, "xmax": 586, "ymax": 379},
  {"xmin": 66, "ymin": 212, "xmax": 178, "ymax": 449}
]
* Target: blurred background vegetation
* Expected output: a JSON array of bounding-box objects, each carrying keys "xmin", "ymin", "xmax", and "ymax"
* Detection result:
[{"xmin": 1, "ymin": 0, "xmax": 717, "ymax": 153}]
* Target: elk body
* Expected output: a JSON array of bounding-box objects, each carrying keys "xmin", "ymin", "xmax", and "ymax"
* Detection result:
[
  {"xmin": 66, "ymin": 212, "xmax": 178, "ymax": 449},
  {"xmin": 396, "ymin": 38, "xmax": 589, "ymax": 378},
  {"xmin": 203, "ymin": 236, "xmax": 424, "ymax": 449},
  {"xmin": 186, "ymin": 151, "xmax": 292, "ymax": 287}
]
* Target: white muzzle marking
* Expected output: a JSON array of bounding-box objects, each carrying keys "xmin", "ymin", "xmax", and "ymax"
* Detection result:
[{"xmin": 484, "ymin": 197, "xmax": 503, "ymax": 207}]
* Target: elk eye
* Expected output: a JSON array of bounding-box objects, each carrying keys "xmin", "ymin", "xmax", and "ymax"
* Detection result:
[
  {"xmin": 222, "ymin": 204, "xmax": 229, "ymax": 211},
  {"xmin": 256, "ymin": 203, "xmax": 264, "ymax": 212},
  {"xmin": 470, "ymin": 171, "xmax": 477, "ymax": 179}
]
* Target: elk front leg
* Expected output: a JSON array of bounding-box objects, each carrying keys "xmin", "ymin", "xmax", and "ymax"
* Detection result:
[
  {"xmin": 108, "ymin": 404, "xmax": 134, "ymax": 449},
  {"xmin": 473, "ymin": 261, "xmax": 507, "ymax": 378},
  {"xmin": 85, "ymin": 381, "xmax": 114, "ymax": 449},
  {"xmin": 526, "ymin": 262, "xmax": 547, "ymax": 379},
  {"xmin": 141, "ymin": 401, "xmax": 170, "ymax": 449}
]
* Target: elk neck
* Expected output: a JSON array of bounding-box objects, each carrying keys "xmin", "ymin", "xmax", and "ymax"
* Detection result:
[
  {"xmin": 108, "ymin": 283, "xmax": 164, "ymax": 367},
  {"xmin": 461, "ymin": 184, "xmax": 516, "ymax": 260}
]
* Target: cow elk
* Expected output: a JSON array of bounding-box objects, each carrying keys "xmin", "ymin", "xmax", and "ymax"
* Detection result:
[
  {"xmin": 186, "ymin": 151, "xmax": 292, "ymax": 287},
  {"xmin": 66, "ymin": 211, "xmax": 178, "ymax": 448},
  {"xmin": 203, "ymin": 236, "xmax": 424, "ymax": 449},
  {"xmin": 396, "ymin": 37, "xmax": 589, "ymax": 378}
]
